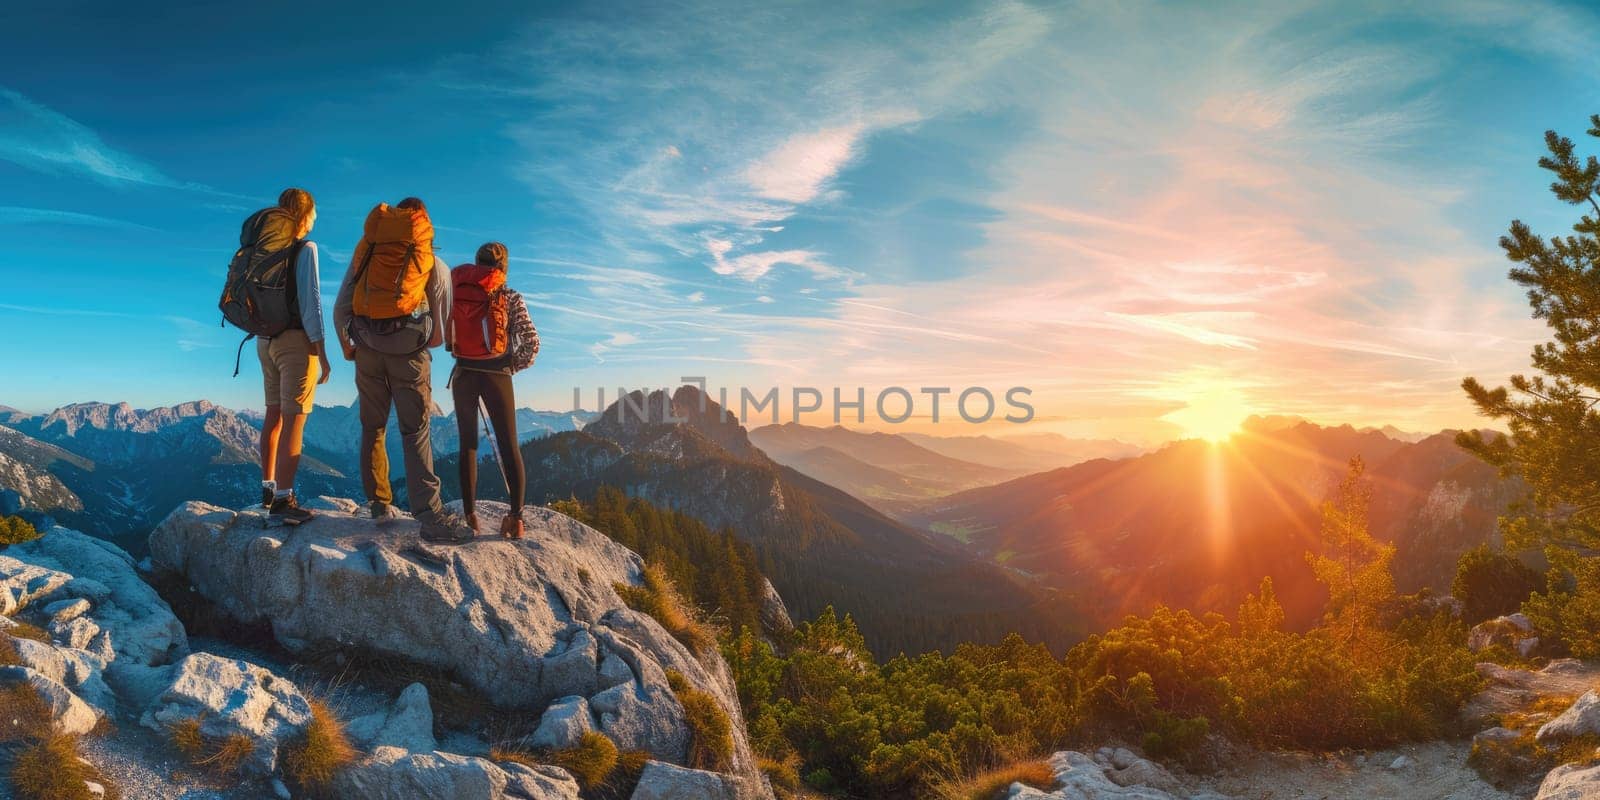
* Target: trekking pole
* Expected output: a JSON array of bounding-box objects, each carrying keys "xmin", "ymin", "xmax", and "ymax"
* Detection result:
[{"xmin": 478, "ymin": 398, "xmax": 514, "ymax": 500}]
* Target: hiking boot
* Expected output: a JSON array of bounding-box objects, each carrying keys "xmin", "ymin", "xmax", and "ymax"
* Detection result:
[
  {"xmin": 261, "ymin": 486, "xmax": 274, "ymax": 509},
  {"xmin": 499, "ymin": 513, "xmax": 524, "ymax": 540},
  {"xmin": 267, "ymin": 493, "xmax": 315, "ymax": 526},
  {"xmin": 418, "ymin": 510, "xmax": 475, "ymax": 544},
  {"xmin": 370, "ymin": 501, "xmax": 404, "ymax": 522}
]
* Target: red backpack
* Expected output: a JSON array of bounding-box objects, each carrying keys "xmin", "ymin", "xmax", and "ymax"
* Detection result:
[{"xmin": 449, "ymin": 264, "xmax": 510, "ymax": 360}]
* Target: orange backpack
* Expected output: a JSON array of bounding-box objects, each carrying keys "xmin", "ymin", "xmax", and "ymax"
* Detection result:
[{"xmin": 350, "ymin": 204, "xmax": 435, "ymax": 319}]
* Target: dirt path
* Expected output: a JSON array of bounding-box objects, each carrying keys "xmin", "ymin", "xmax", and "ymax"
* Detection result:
[
  {"xmin": 1190, "ymin": 660, "xmax": 1600, "ymax": 800},
  {"xmin": 1196, "ymin": 741, "xmax": 1517, "ymax": 800}
]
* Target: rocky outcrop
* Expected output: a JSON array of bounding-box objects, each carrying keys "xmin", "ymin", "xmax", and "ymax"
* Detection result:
[
  {"xmin": 1009, "ymin": 751, "xmax": 1236, "ymax": 800},
  {"xmin": 1, "ymin": 525, "xmax": 188, "ymax": 711},
  {"xmin": 148, "ymin": 499, "xmax": 771, "ymax": 799}
]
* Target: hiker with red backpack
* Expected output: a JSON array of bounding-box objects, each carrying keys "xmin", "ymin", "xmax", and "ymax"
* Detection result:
[
  {"xmin": 218, "ymin": 187, "xmax": 329, "ymax": 526},
  {"xmin": 446, "ymin": 242, "xmax": 540, "ymax": 539},
  {"xmin": 332, "ymin": 197, "xmax": 476, "ymax": 544}
]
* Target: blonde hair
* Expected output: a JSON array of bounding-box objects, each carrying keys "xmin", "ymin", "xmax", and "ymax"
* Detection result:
[{"xmin": 277, "ymin": 187, "xmax": 315, "ymax": 235}]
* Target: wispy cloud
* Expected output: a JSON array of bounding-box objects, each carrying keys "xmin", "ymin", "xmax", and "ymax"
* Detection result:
[
  {"xmin": 0, "ymin": 88, "xmax": 220, "ymax": 193},
  {"xmin": 0, "ymin": 206, "xmax": 157, "ymax": 232},
  {"xmin": 742, "ymin": 124, "xmax": 867, "ymax": 204}
]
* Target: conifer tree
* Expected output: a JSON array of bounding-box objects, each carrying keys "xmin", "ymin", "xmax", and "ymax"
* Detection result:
[
  {"xmin": 1461, "ymin": 115, "xmax": 1600, "ymax": 553},
  {"xmin": 1306, "ymin": 458, "xmax": 1394, "ymax": 651}
]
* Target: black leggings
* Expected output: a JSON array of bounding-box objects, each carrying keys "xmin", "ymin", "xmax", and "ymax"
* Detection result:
[{"xmin": 451, "ymin": 369, "xmax": 525, "ymax": 515}]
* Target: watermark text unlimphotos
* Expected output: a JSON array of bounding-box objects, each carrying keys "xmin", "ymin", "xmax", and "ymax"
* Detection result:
[{"xmin": 575, "ymin": 377, "xmax": 1034, "ymax": 425}]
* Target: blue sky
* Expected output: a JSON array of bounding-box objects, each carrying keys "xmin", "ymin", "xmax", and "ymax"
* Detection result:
[{"xmin": 3, "ymin": 0, "xmax": 1599, "ymax": 442}]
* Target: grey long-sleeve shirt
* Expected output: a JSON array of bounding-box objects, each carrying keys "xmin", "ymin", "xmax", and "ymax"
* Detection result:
[{"xmin": 333, "ymin": 254, "xmax": 451, "ymax": 349}]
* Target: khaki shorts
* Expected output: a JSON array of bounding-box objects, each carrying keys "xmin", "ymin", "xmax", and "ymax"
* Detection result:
[{"xmin": 258, "ymin": 329, "xmax": 320, "ymax": 413}]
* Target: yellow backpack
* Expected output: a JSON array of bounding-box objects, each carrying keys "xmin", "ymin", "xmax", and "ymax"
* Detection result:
[{"xmin": 350, "ymin": 203, "xmax": 435, "ymax": 318}]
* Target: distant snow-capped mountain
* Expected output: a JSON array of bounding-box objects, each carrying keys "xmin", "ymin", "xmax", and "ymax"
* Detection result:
[{"xmin": 0, "ymin": 399, "xmax": 594, "ymax": 554}]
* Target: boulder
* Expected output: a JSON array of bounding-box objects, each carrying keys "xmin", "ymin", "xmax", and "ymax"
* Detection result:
[
  {"xmin": 630, "ymin": 761, "xmax": 741, "ymax": 800},
  {"xmin": 526, "ymin": 695, "xmax": 593, "ymax": 751},
  {"xmin": 140, "ymin": 652, "xmax": 312, "ymax": 774},
  {"xmin": 1536, "ymin": 763, "xmax": 1600, "ymax": 800},
  {"xmin": 147, "ymin": 500, "xmax": 771, "ymax": 799},
  {"xmin": 374, "ymin": 682, "xmax": 438, "ymax": 753},
  {"xmin": 0, "ymin": 665, "xmax": 99, "ymax": 734},
  {"xmin": 1538, "ymin": 691, "xmax": 1600, "ymax": 744},
  {"xmin": 1469, "ymin": 614, "xmax": 1538, "ymax": 655},
  {"xmin": 333, "ymin": 746, "xmax": 580, "ymax": 800}
]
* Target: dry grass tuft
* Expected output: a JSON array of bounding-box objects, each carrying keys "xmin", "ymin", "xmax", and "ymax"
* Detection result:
[
  {"xmin": 194, "ymin": 733, "xmax": 255, "ymax": 775},
  {"xmin": 4, "ymin": 620, "xmax": 51, "ymax": 644},
  {"xmin": 759, "ymin": 755, "xmax": 804, "ymax": 797},
  {"xmin": 665, "ymin": 669, "xmax": 733, "ymax": 772},
  {"xmin": 546, "ymin": 731, "xmax": 620, "ymax": 788},
  {"xmin": 167, "ymin": 717, "xmax": 256, "ymax": 777},
  {"xmin": 0, "ymin": 635, "xmax": 21, "ymax": 667},
  {"xmin": 9, "ymin": 732, "xmax": 118, "ymax": 800},
  {"xmin": 167, "ymin": 717, "xmax": 205, "ymax": 759},
  {"xmin": 0, "ymin": 683, "xmax": 53, "ymax": 743},
  {"xmin": 929, "ymin": 760, "xmax": 1058, "ymax": 800},
  {"xmin": 595, "ymin": 749, "xmax": 652, "ymax": 800},
  {"xmin": 615, "ymin": 564, "xmax": 715, "ymax": 654},
  {"xmin": 282, "ymin": 699, "xmax": 357, "ymax": 792},
  {"xmin": 493, "ymin": 731, "xmax": 622, "ymax": 790},
  {"xmin": 10, "ymin": 733, "xmax": 97, "ymax": 800}
]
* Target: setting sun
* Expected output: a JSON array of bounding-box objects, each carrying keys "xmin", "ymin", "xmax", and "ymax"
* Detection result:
[{"xmin": 1163, "ymin": 383, "xmax": 1254, "ymax": 441}]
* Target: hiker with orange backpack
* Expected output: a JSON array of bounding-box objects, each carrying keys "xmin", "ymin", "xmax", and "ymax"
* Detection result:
[
  {"xmin": 446, "ymin": 242, "xmax": 540, "ymax": 539},
  {"xmin": 331, "ymin": 197, "xmax": 475, "ymax": 544},
  {"xmin": 218, "ymin": 187, "xmax": 329, "ymax": 526}
]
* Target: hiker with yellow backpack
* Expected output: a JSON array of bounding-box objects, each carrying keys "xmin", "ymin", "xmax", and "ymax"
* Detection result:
[
  {"xmin": 218, "ymin": 188, "xmax": 330, "ymax": 527},
  {"xmin": 332, "ymin": 197, "xmax": 476, "ymax": 544},
  {"xmin": 446, "ymin": 242, "xmax": 539, "ymax": 539}
]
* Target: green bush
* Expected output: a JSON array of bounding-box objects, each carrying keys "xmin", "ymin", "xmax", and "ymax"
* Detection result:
[{"xmin": 1453, "ymin": 544, "xmax": 1543, "ymax": 624}]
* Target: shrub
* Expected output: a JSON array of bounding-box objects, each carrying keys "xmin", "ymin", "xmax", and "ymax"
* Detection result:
[
  {"xmin": 929, "ymin": 760, "xmax": 1056, "ymax": 800},
  {"xmin": 282, "ymin": 700, "xmax": 356, "ymax": 791},
  {"xmin": 615, "ymin": 564, "xmax": 715, "ymax": 654},
  {"xmin": 0, "ymin": 516, "xmax": 40, "ymax": 546},
  {"xmin": 10, "ymin": 733, "xmax": 98, "ymax": 800},
  {"xmin": 1453, "ymin": 544, "xmax": 1543, "ymax": 624},
  {"xmin": 666, "ymin": 670, "xmax": 733, "ymax": 772}
]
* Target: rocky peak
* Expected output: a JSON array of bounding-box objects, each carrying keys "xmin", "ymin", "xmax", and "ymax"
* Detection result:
[{"xmin": 586, "ymin": 385, "xmax": 762, "ymax": 462}]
